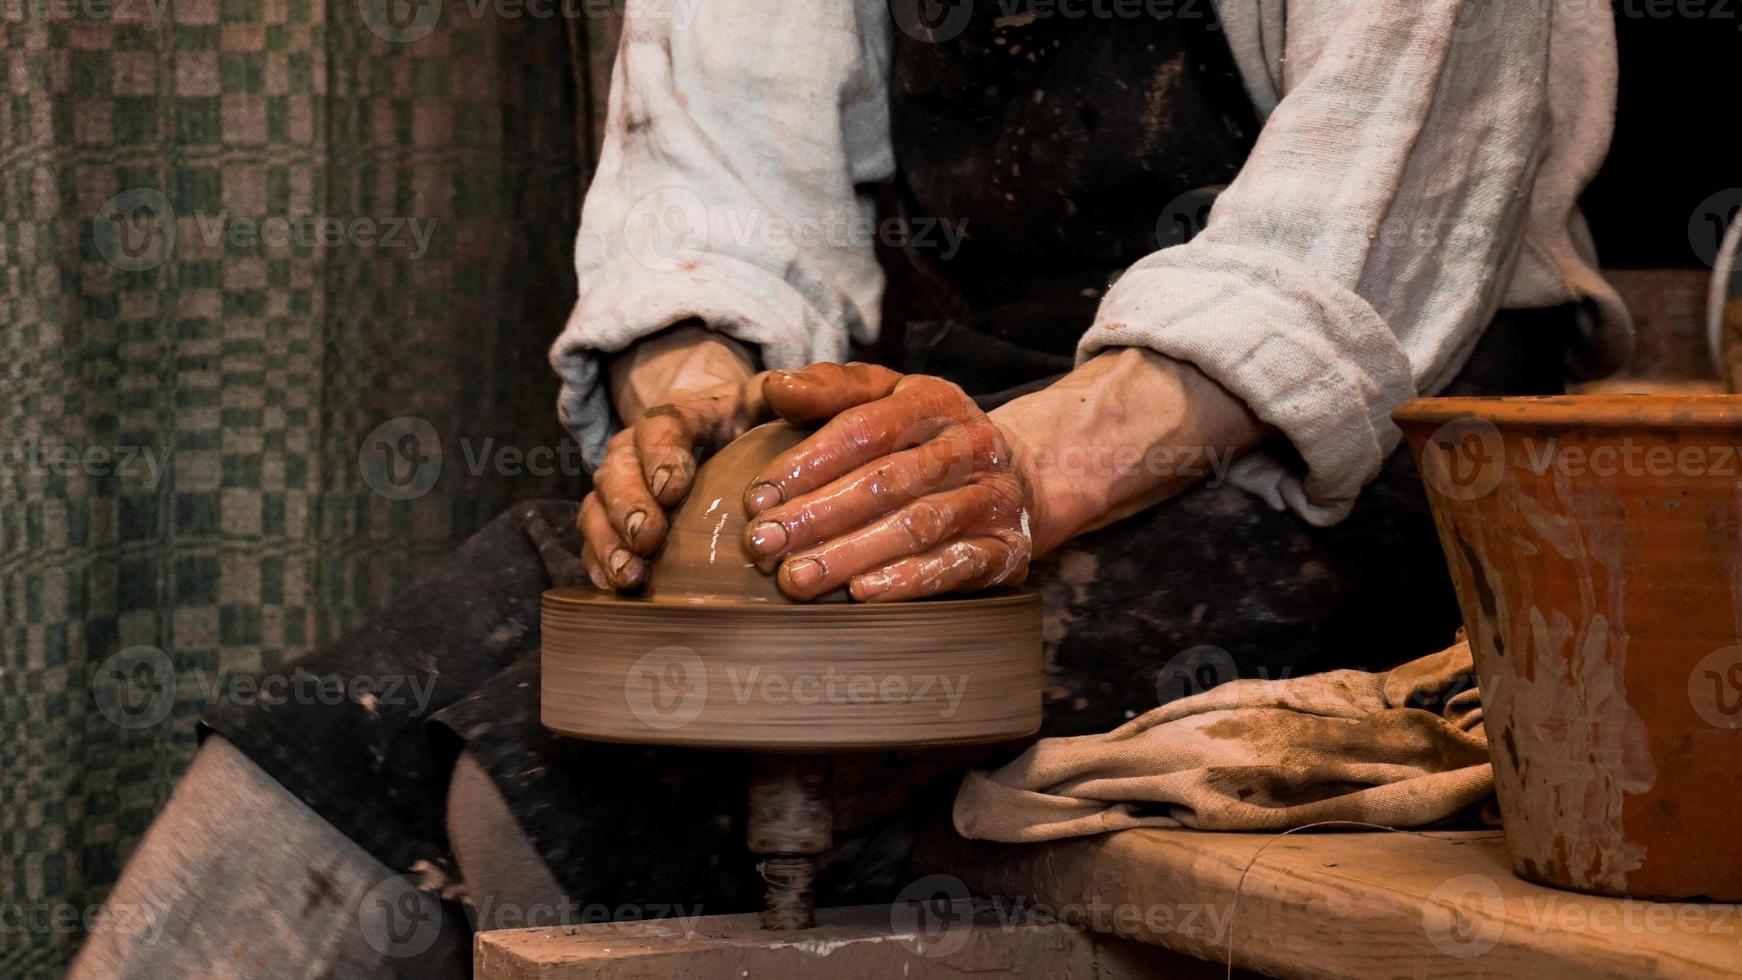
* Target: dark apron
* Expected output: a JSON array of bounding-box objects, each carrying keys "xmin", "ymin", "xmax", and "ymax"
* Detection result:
[{"xmin": 888, "ymin": 2, "xmax": 1259, "ymax": 401}]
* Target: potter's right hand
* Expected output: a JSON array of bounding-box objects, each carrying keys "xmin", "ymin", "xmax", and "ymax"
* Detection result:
[{"xmin": 579, "ymin": 328, "xmax": 764, "ymax": 590}]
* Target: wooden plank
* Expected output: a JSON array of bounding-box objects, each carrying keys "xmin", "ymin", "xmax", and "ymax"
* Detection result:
[
  {"xmin": 474, "ymin": 900, "xmax": 1226, "ymax": 979},
  {"xmin": 921, "ymin": 828, "xmax": 1742, "ymax": 979}
]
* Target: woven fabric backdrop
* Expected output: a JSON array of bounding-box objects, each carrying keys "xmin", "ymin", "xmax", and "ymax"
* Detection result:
[{"xmin": 0, "ymin": 2, "xmax": 617, "ymax": 973}]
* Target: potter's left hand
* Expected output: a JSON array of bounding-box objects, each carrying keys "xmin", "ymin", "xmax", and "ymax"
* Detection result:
[{"xmin": 743, "ymin": 364, "xmax": 1034, "ymax": 602}]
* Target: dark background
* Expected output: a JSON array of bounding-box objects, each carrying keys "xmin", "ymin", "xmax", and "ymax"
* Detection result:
[{"xmin": 1583, "ymin": 5, "xmax": 1737, "ymax": 268}]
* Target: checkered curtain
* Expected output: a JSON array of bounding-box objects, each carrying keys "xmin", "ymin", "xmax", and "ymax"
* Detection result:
[{"xmin": 0, "ymin": 2, "xmax": 616, "ymax": 973}]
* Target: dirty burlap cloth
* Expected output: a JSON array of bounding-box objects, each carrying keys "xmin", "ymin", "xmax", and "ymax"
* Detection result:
[{"xmin": 954, "ymin": 640, "xmax": 1494, "ymax": 842}]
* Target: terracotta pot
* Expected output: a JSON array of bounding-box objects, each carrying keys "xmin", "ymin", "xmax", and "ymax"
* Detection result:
[{"xmin": 1396, "ymin": 395, "xmax": 1742, "ymax": 900}]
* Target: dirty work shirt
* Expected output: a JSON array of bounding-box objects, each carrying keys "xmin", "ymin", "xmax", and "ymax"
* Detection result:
[{"xmin": 552, "ymin": 0, "xmax": 1631, "ymax": 525}]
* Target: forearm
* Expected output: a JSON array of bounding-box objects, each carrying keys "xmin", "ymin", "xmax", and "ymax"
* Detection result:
[
  {"xmin": 990, "ymin": 348, "xmax": 1267, "ymax": 556},
  {"xmin": 606, "ymin": 320, "xmax": 759, "ymax": 422}
]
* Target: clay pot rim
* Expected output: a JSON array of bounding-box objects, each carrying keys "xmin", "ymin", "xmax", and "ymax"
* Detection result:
[
  {"xmin": 1395, "ymin": 394, "xmax": 1742, "ymax": 429},
  {"xmin": 544, "ymin": 586, "xmax": 1039, "ymax": 614}
]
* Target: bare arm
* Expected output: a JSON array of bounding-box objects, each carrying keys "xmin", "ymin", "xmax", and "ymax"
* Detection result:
[{"xmin": 991, "ymin": 347, "xmax": 1268, "ymax": 556}]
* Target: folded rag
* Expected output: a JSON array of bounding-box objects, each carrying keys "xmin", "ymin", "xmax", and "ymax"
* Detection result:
[{"xmin": 954, "ymin": 639, "xmax": 1494, "ymax": 842}]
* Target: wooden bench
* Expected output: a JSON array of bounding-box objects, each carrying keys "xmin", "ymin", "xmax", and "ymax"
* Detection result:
[
  {"xmin": 921, "ymin": 828, "xmax": 1742, "ymax": 978},
  {"xmin": 477, "ymin": 827, "xmax": 1742, "ymax": 978}
]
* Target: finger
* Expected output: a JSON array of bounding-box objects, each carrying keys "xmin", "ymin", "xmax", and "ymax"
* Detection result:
[
  {"xmin": 847, "ymin": 535, "xmax": 1027, "ymax": 602},
  {"xmin": 579, "ymin": 494, "xmax": 647, "ymax": 590},
  {"xmin": 579, "ymin": 541, "xmax": 611, "ymax": 592},
  {"xmin": 576, "ymin": 496, "xmax": 614, "ymax": 591},
  {"xmin": 746, "ymin": 376, "xmax": 969, "ymax": 515},
  {"xmin": 762, "ymin": 362, "xmax": 903, "ymax": 424},
  {"xmin": 744, "ymin": 433, "xmax": 982, "ymax": 566},
  {"xmin": 772, "ymin": 486, "xmax": 991, "ymax": 600},
  {"xmin": 593, "ymin": 440, "xmax": 666, "ymax": 556},
  {"xmin": 631, "ymin": 402, "xmax": 719, "ymax": 507}
]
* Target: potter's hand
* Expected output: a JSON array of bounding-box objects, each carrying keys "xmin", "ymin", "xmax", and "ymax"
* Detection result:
[
  {"xmin": 579, "ymin": 332, "xmax": 908, "ymax": 593},
  {"xmin": 579, "ymin": 322, "xmax": 756, "ymax": 591},
  {"xmin": 744, "ymin": 364, "xmax": 1034, "ymax": 602},
  {"xmin": 580, "ymin": 373, "xmax": 762, "ymax": 591}
]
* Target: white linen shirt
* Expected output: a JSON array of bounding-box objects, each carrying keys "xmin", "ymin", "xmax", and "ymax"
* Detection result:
[{"xmin": 551, "ymin": 0, "xmax": 1631, "ymax": 525}]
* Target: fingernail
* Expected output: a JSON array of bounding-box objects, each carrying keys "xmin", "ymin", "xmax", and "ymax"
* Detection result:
[
  {"xmin": 784, "ymin": 557, "xmax": 823, "ymax": 591},
  {"xmin": 609, "ymin": 549, "xmax": 633, "ymax": 581},
  {"xmin": 748, "ymin": 521, "xmax": 788, "ymax": 555},
  {"xmin": 626, "ymin": 510, "xmax": 646, "ymax": 548},
  {"xmin": 853, "ymin": 573, "xmax": 890, "ymax": 599},
  {"xmin": 651, "ymin": 466, "xmax": 672, "ymax": 499},
  {"xmin": 746, "ymin": 483, "xmax": 781, "ymax": 513}
]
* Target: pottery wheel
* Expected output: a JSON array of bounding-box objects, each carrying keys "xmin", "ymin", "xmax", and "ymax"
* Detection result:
[
  {"xmin": 541, "ymin": 421, "xmax": 1042, "ymax": 928},
  {"xmin": 541, "ymin": 422, "xmax": 1044, "ymax": 752}
]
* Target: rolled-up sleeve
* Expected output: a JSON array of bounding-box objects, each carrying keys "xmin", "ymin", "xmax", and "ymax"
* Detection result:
[
  {"xmin": 1081, "ymin": 0, "xmax": 1577, "ymax": 525},
  {"xmin": 552, "ymin": 0, "xmax": 894, "ymax": 466}
]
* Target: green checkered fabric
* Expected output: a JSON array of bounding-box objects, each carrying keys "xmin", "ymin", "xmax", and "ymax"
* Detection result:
[{"xmin": 0, "ymin": 2, "xmax": 615, "ymax": 973}]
